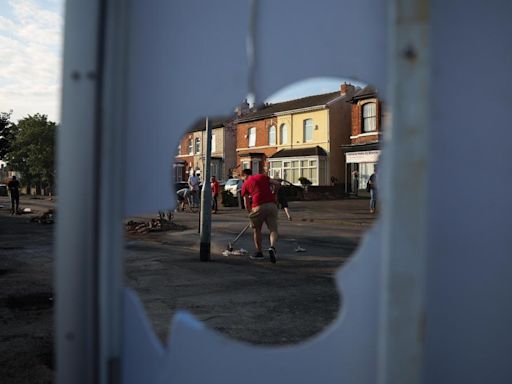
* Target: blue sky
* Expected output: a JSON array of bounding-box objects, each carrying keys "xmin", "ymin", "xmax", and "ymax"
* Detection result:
[
  {"xmin": 266, "ymin": 77, "xmax": 366, "ymax": 104},
  {"xmin": 0, "ymin": 0, "xmax": 64, "ymax": 122}
]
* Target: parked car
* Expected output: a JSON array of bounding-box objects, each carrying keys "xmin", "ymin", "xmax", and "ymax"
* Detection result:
[
  {"xmin": 174, "ymin": 181, "xmax": 203, "ymax": 191},
  {"xmin": 224, "ymin": 177, "xmax": 303, "ymax": 201},
  {"xmin": 0, "ymin": 184, "xmax": 7, "ymax": 196},
  {"xmin": 174, "ymin": 181, "xmax": 189, "ymax": 191},
  {"xmin": 224, "ymin": 178, "xmax": 243, "ymax": 198},
  {"xmin": 279, "ymin": 180, "xmax": 304, "ymax": 201}
]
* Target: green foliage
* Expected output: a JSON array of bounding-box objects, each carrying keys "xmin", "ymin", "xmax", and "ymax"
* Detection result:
[
  {"xmin": 0, "ymin": 111, "xmax": 17, "ymax": 160},
  {"xmin": 5, "ymin": 114, "xmax": 57, "ymax": 189}
]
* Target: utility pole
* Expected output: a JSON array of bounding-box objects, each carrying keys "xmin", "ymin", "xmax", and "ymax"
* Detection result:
[{"xmin": 199, "ymin": 118, "xmax": 212, "ymax": 261}]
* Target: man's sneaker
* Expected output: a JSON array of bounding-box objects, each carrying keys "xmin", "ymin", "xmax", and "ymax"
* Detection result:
[
  {"xmin": 250, "ymin": 252, "xmax": 264, "ymax": 260},
  {"xmin": 268, "ymin": 247, "xmax": 277, "ymax": 264}
]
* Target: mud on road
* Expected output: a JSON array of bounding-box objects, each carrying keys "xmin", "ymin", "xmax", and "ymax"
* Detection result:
[{"xmin": 0, "ymin": 196, "xmax": 376, "ymax": 383}]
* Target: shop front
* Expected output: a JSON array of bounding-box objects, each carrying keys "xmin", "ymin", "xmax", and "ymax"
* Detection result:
[{"xmin": 343, "ymin": 144, "xmax": 380, "ymax": 194}]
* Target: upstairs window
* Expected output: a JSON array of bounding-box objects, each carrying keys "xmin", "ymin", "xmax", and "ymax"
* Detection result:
[
  {"xmin": 248, "ymin": 127, "xmax": 256, "ymax": 147},
  {"xmin": 280, "ymin": 123, "xmax": 288, "ymax": 144},
  {"xmin": 211, "ymin": 133, "xmax": 216, "ymax": 153},
  {"xmin": 362, "ymin": 102, "xmax": 377, "ymax": 132},
  {"xmin": 268, "ymin": 125, "xmax": 276, "ymax": 145},
  {"xmin": 177, "ymin": 143, "xmax": 181, "ymax": 155},
  {"xmin": 194, "ymin": 137, "xmax": 201, "ymax": 154},
  {"xmin": 303, "ymin": 119, "xmax": 313, "ymax": 142},
  {"xmin": 188, "ymin": 139, "xmax": 193, "ymax": 154}
]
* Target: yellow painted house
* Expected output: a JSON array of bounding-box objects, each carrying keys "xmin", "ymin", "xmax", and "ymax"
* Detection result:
[{"xmin": 266, "ymin": 84, "xmax": 356, "ymax": 186}]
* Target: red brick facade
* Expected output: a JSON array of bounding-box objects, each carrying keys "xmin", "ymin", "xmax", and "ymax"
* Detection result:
[
  {"xmin": 350, "ymin": 99, "xmax": 382, "ymax": 144},
  {"xmin": 235, "ymin": 117, "xmax": 278, "ymax": 175}
]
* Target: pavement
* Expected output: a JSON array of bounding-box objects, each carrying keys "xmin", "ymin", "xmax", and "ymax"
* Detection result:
[{"xmin": 0, "ymin": 195, "xmax": 377, "ymax": 383}]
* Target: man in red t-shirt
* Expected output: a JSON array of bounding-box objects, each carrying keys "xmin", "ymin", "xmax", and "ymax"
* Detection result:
[
  {"xmin": 210, "ymin": 176, "xmax": 220, "ymax": 213},
  {"xmin": 241, "ymin": 168, "xmax": 281, "ymax": 263}
]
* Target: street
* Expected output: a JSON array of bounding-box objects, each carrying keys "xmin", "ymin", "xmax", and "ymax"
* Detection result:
[{"xmin": 0, "ymin": 195, "xmax": 376, "ymax": 383}]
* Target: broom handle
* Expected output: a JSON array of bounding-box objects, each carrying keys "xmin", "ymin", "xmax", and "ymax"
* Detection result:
[{"xmin": 232, "ymin": 223, "xmax": 251, "ymax": 244}]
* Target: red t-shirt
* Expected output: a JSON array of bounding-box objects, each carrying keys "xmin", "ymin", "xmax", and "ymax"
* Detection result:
[
  {"xmin": 241, "ymin": 174, "xmax": 275, "ymax": 208},
  {"xmin": 211, "ymin": 180, "xmax": 219, "ymax": 195}
]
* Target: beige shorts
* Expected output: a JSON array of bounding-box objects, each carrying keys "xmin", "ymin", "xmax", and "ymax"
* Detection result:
[{"xmin": 248, "ymin": 202, "xmax": 278, "ymax": 232}]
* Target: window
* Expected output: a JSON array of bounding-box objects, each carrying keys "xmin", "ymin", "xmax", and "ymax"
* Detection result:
[
  {"xmin": 242, "ymin": 161, "xmax": 250, "ymax": 170},
  {"xmin": 362, "ymin": 102, "xmax": 377, "ymax": 132},
  {"xmin": 248, "ymin": 127, "xmax": 256, "ymax": 147},
  {"xmin": 280, "ymin": 123, "xmax": 288, "ymax": 144},
  {"xmin": 268, "ymin": 125, "xmax": 276, "ymax": 145},
  {"xmin": 188, "ymin": 139, "xmax": 193, "ymax": 154},
  {"xmin": 269, "ymin": 157, "xmax": 320, "ymax": 185},
  {"xmin": 211, "ymin": 133, "xmax": 216, "ymax": 153},
  {"xmin": 194, "ymin": 137, "xmax": 201, "ymax": 154},
  {"xmin": 177, "ymin": 144, "xmax": 181, "ymax": 155},
  {"xmin": 303, "ymin": 119, "xmax": 313, "ymax": 142}
]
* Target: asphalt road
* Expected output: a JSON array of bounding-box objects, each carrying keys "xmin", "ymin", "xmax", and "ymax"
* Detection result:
[{"xmin": 0, "ymin": 195, "xmax": 376, "ymax": 383}]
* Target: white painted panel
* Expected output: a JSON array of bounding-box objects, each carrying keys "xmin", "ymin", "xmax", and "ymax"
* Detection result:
[
  {"xmin": 255, "ymin": 0, "xmax": 387, "ymax": 101},
  {"xmin": 124, "ymin": 0, "xmax": 387, "ymax": 215},
  {"xmin": 124, "ymin": 1, "xmax": 251, "ymax": 215},
  {"xmin": 426, "ymin": 1, "xmax": 512, "ymax": 383}
]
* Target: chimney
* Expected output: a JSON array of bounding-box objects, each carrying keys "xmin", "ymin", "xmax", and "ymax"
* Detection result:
[
  {"xmin": 340, "ymin": 82, "xmax": 355, "ymax": 95},
  {"xmin": 235, "ymin": 99, "xmax": 250, "ymax": 117}
]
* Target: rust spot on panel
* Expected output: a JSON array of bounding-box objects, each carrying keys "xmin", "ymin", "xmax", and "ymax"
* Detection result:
[{"xmin": 403, "ymin": 45, "xmax": 417, "ymax": 62}]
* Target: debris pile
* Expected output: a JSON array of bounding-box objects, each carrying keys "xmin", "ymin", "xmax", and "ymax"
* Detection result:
[
  {"xmin": 125, "ymin": 214, "xmax": 185, "ymax": 234},
  {"xmin": 222, "ymin": 248, "xmax": 248, "ymax": 257},
  {"xmin": 30, "ymin": 209, "xmax": 55, "ymax": 224}
]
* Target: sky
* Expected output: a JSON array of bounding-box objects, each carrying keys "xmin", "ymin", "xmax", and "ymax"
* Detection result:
[
  {"xmin": 265, "ymin": 77, "xmax": 366, "ymax": 104},
  {"xmin": 0, "ymin": 0, "xmax": 64, "ymax": 123},
  {"xmin": 0, "ymin": 1, "xmax": 363, "ymax": 124}
]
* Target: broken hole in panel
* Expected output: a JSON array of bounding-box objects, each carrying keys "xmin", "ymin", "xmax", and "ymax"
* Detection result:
[{"xmin": 123, "ymin": 77, "xmax": 383, "ymax": 345}]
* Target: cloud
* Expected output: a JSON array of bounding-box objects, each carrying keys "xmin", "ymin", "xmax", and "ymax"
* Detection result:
[{"xmin": 0, "ymin": 0, "xmax": 63, "ymax": 122}]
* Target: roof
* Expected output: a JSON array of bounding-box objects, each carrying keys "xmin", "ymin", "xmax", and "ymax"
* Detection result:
[
  {"xmin": 270, "ymin": 146, "xmax": 328, "ymax": 158},
  {"xmin": 236, "ymin": 91, "xmax": 350, "ymax": 123},
  {"xmin": 186, "ymin": 115, "xmax": 233, "ymax": 133},
  {"xmin": 349, "ymin": 85, "xmax": 377, "ymax": 103}
]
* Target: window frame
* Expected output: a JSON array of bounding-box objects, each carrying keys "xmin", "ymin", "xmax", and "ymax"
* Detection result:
[
  {"xmin": 279, "ymin": 123, "xmax": 288, "ymax": 144},
  {"xmin": 248, "ymin": 127, "xmax": 256, "ymax": 147},
  {"xmin": 303, "ymin": 119, "xmax": 313, "ymax": 143},
  {"xmin": 268, "ymin": 125, "xmax": 276, "ymax": 145},
  {"xmin": 362, "ymin": 102, "xmax": 377, "ymax": 133},
  {"xmin": 194, "ymin": 137, "xmax": 201, "ymax": 154}
]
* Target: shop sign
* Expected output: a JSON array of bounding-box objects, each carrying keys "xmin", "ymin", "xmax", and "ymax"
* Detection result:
[{"xmin": 345, "ymin": 150, "xmax": 381, "ymax": 163}]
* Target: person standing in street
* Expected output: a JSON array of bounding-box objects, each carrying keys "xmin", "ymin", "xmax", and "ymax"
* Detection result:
[
  {"xmin": 241, "ymin": 169, "xmax": 281, "ymax": 263},
  {"xmin": 352, "ymin": 170, "xmax": 359, "ymax": 197},
  {"xmin": 276, "ymin": 180, "xmax": 292, "ymax": 221},
  {"xmin": 8, "ymin": 175, "xmax": 20, "ymax": 215},
  {"xmin": 188, "ymin": 170, "xmax": 200, "ymax": 208},
  {"xmin": 210, "ymin": 175, "xmax": 219, "ymax": 214},
  {"xmin": 368, "ymin": 166, "xmax": 378, "ymax": 213}
]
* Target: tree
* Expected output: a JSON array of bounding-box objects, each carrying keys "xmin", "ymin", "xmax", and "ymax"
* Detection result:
[
  {"xmin": 6, "ymin": 114, "xmax": 57, "ymax": 192},
  {"xmin": 0, "ymin": 110, "xmax": 17, "ymax": 161}
]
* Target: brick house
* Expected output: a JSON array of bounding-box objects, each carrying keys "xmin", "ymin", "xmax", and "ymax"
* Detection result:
[
  {"xmin": 235, "ymin": 83, "xmax": 356, "ymax": 186},
  {"xmin": 173, "ymin": 115, "xmax": 238, "ymax": 183},
  {"xmin": 341, "ymin": 86, "xmax": 383, "ymax": 193}
]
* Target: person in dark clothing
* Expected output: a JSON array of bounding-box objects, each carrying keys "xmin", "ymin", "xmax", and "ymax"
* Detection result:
[
  {"xmin": 276, "ymin": 180, "xmax": 292, "ymax": 221},
  {"xmin": 368, "ymin": 167, "xmax": 378, "ymax": 213},
  {"xmin": 8, "ymin": 175, "xmax": 20, "ymax": 215}
]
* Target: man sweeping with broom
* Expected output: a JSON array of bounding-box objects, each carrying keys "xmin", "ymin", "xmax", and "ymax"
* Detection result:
[{"xmin": 240, "ymin": 169, "xmax": 281, "ymax": 263}]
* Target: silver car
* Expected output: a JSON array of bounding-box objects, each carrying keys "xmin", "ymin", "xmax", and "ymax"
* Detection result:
[{"xmin": 224, "ymin": 178, "xmax": 243, "ymax": 198}]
